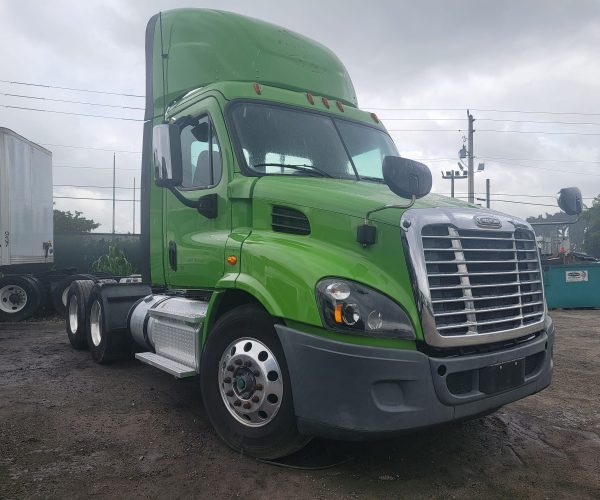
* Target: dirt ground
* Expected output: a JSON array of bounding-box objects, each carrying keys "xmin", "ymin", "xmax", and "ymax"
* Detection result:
[{"xmin": 1, "ymin": 311, "xmax": 599, "ymax": 499}]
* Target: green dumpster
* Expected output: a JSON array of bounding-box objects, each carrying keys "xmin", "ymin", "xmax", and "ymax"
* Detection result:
[{"xmin": 543, "ymin": 264, "xmax": 600, "ymax": 309}]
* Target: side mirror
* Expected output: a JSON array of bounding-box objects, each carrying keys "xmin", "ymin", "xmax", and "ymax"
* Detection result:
[
  {"xmin": 558, "ymin": 187, "xmax": 583, "ymax": 216},
  {"xmin": 152, "ymin": 124, "xmax": 182, "ymax": 187},
  {"xmin": 382, "ymin": 156, "xmax": 432, "ymax": 199}
]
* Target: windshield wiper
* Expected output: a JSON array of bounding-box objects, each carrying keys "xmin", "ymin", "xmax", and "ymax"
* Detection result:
[
  {"xmin": 359, "ymin": 175, "xmax": 386, "ymax": 183},
  {"xmin": 251, "ymin": 163, "xmax": 333, "ymax": 178}
]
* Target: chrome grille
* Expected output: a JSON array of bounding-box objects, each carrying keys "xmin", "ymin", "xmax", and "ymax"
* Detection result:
[{"xmin": 422, "ymin": 224, "xmax": 544, "ymax": 337}]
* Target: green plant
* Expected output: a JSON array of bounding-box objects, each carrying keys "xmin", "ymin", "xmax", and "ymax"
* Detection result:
[{"xmin": 91, "ymin": 245, "xmax": 135, "ymax": 276}]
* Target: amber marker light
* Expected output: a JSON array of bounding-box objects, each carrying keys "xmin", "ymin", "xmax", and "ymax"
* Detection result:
[
  {"xmin": 334, "ymin": 303, "xmax": 343, "ymax": 323},
  {"xmin": 306, "ymin": 92, "xmax": 315, "ymax": 105},
  {"xmin": 336, "ymin": 100, "xmax": 344, "ymax": 112},
  {"xmin": 253, "ymin": 82, "xmax": 262, "ymax": 95},
  {"xmin": 322, "ymin": 96, "xmax": 330, "ymax": 108},
  {"xmin": 370, "ymin": 112, "xmax": 380, "ymax": 123},
  {"xmin": 227, "ymin": 255, "xmax": 238, "ymax": 265}
]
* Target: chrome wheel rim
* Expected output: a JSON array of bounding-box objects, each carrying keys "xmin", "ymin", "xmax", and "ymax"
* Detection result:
[
  {"xmin": 0, "ymin": 285, "xmax": 28, "ymax": 314},
  {"xmin": 61, "ymin": 286, "xmax": 70, "ymax": 307},
  {"xmin": 68, "ymin": 295, "xmax": 79, "ymax": 333},
  {"xmin": 90, "ymin": 300, "xmax": 103, "ymax": 347},
  {"xmin": 218, "ymin": 337, "xmax": 283, "ymax": 428}
]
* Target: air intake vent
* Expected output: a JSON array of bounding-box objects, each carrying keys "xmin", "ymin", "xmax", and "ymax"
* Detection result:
[{"xmin": 271, "ymin": 206, "xmax": 310, "ymax": 235}]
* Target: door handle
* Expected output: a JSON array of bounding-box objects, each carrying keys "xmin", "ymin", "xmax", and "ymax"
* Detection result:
[{"xmin": 168, "ymin": 240, "xmax": 177, "ymax": 271}]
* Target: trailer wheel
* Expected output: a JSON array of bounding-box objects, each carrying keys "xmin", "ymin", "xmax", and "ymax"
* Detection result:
[
  {"xmin": 65, "ymin": 280, "xmax": 95, "ymax": 350},
  {"xmin": 0, "ymin": 275, "xmax": 43, "ymax": 322},
  {"xmin": 200, "ymin": 304, "xmax": 311, "ymax": 459},
  {"xmin": 85, "ymin": 288, "xmax": 131, "ymax": 363},
  {"xmin": 51, "ymin": 274, "xmax": 96, "ymax": 317}
]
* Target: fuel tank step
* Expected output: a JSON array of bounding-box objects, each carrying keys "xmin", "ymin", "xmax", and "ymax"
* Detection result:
[{"xmin": 135, "ymin": 352, "xmax": 197, "ymax": 378}]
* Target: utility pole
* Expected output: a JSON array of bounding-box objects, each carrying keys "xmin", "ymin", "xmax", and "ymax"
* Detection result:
[
  {"xmin": 486, "ymin": 178, "xmax": 490, "ymax": 209},
  {"xmin": 467, "ymin": 110, "xmax": 475, "ymax": 204},
  {"xmin": 112, "ymin": 153, "xmax": 116, "ymax": 234},
  {"xmin": 450, "ymin": 171, "xmax": 455, "ymax": 198},
  {"xmin": 133, "ymin": 177, "xmax": 136, "ymax": 234}
]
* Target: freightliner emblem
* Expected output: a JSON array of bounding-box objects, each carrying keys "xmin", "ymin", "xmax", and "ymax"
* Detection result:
[{"xmin": 474, "ymin": 215, "xmax": 502, "ymax": 228}]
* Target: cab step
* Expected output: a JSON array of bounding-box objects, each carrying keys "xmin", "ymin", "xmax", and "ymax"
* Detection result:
[{"xmin": 135, "ymin": 352, "xmax": 197, "ymax": 378}]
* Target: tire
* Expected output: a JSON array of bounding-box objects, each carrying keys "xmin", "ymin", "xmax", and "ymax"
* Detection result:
[
  {"xmin": 0, "ymin": 275, "xmax": 43, "ymax": 322},
  {"xmin": 51, "ymin": 274, "xmax": 96, "ymax": 317},
  {"xmin": 65, "ymin": 280, "xmax": 95, "ymax": 350},
  {"xmin": 85, "ymin": 287, "xmax": 131, "ymax": 363},
  {"xmin": 200, "ymin": 304, "xmax": 310, "ymax": 459}
]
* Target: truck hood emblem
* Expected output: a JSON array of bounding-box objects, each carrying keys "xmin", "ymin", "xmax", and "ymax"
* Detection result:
[{"xmin": 474, "ymin": 215, "xmax": 502, "ymax": 228}]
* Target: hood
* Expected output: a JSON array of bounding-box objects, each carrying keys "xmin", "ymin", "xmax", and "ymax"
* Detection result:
[{"xmin": 252, "ymin": 176, "xmax": 476, "ymax": 226}]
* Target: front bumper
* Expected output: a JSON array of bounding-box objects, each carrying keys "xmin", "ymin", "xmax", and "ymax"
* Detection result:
[{"xmin": 275, "ymin": 317, "xmax": 554, "ymax": 440}]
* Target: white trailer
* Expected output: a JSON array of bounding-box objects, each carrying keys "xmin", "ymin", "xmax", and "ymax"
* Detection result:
[
  {"xmin": 0, "ymin": 127, "xmax": 54, "ymax": 269},
  {"xmin": 0, "ymin": 128, "xmax": 54, "ymax": 321}
]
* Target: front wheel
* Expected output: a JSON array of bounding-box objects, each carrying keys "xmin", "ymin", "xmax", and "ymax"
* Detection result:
[{"xmin": 200, "ymin": 304, "xmax": 310, "ymax": 459}]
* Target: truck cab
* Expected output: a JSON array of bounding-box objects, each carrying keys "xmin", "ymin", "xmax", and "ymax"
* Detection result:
[{"xmin": 68, "ymin": 9, "xmax": 582, "ymax": 459}]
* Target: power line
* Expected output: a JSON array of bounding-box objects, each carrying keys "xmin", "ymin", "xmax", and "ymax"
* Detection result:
[
  {"xmin": 412, "ymin": 156, "xmax": 600, "ymax": 165},
  {"xmin": 387, "ymin": 128, "xmax": 600, "ymax": 136},
  {"xmin": 483, "ymin": 161, "xmax": 600, "ymax": 177},
  {"xmin": 53, "ymin": 195, "xmax": 138, "ymax": 201},
  {"xmin": 369, "ymin": 106, "xmax": 600, "ymax": 117},
  {"xmin": 468, "ymin": 129, "xmax": 600, "ymax": 137},
  {"xmin": 439, "ymin": 192, "xmax": 596, "ymax": 200},
  {"xmin": 42, "ymin": 143, "xmax": 141, "ymax": 153},
  {"xmin": 53, "ymin": 164, "xmax": 138, "ymax": 171},
  {"xmin": 0, "ymin": 79, "xmax": 144, "ymax": 98},
  {"xmin": 478, "ymin": 155, "xmax": 600, "ymax": 164},
  {"xmin": 1, "ymin": 103, "xmax": 143, "ymax": 121},
  {"xmin": 1, "ymin": 92, "xmax": 144, "ymax": 110},
  {"xmin": 481, "ymin": 199, "xmax": 558, "ymax": 208},
  {"xmin": 382, "ymin": 117, "xmax": 600, "ymax": 126},
  {"xmin": 54, "ymin": 184, "xmax": 135, "ymax": 189}
]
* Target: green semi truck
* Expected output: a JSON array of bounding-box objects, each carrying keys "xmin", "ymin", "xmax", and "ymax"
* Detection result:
[{"xmin": 65, "ymin": 9, "xmax": 582, "ymax": 459}]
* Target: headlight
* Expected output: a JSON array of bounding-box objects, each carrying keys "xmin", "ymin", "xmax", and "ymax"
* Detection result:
[{"xmin": 316, "ymin": 278, "xmax": 415, "ymax": 340}]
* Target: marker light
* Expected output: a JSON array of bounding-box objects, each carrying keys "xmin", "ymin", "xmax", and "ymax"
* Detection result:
[
  {"xmin": 306, "ymin": 92, "xmax": 315, "ymax": 105},
  {"xmin": 334, "ymin": 303, "xmax": 343, "ymax": 323},
  {"xmin": 253, "ymin": 83, "xmax": 262, "ymax": 95},
  {"xmin": 226, "ymin": 255, "xmax": 238, "ymax": 265},
  {"xmin": 336, "ymin": 100, "xmax": 344, "ymax": 112},
  {"xmin": 322, "ymin": 96, "xmax": 330, "ymax": 108},
  {"xmin": 371, "ymin": 113, "xmax": 380, "ymax": 124}
]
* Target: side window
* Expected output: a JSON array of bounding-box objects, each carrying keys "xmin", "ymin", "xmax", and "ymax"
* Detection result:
[{"xmin": 180, "ymin": 116, "xmax": 222, "ymax": 189}]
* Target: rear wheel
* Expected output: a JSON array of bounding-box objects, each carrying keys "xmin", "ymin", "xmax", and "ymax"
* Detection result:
[
  {"xmin": 200, "ymin": 304, "xmax": 310, "ymax": 459},
  {"xmin": 0, "ymin": 275, "xmax": 43, "ymax": 322},
  {"xmin": 85, "ymin": 288, "xmax": 131, "ymax": 363},
  {"xmin": 66, "ymin": 280, "xmax": 95, "ymax": 350},
  {"xmin": 51, "ymin": 274, "xmax": 96, "ymax": 317}
]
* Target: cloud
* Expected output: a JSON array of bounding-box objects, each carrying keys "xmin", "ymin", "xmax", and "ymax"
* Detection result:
[{"xmin": 1, "ymin": 0, "xmax": 598, "ymax": 231}]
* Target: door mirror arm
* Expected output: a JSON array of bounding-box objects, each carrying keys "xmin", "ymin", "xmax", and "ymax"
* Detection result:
[{"xmin": 167, "ymin": 187, "xmax": 218, "ymax": 219}]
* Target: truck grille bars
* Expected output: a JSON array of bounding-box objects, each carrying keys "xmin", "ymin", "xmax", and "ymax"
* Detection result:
[
  {"xmin": 400, "ymin": 208, "xmax": 545, "ymax": 348},
  {"xmin": 422, "ymin": 225, "xmax": 544, "ymax": 337}
]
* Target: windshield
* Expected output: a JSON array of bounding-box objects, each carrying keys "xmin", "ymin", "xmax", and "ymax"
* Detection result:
[{"xmin": 229, "ymin": 102, "xmax": 398, "ymax": 180}]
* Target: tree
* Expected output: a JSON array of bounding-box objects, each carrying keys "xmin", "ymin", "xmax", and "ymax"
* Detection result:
[
  {"xmin": 53, "ymin": 209, "xmax": 100, "ymax": 233},
  {"xmin": 582, "ymin": 196, "xmax": 600, "ymax": 258}
]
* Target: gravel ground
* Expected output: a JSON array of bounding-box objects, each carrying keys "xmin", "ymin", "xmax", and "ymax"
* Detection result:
[{"xmin": 1, "ymin": 310, "xmax": 599, "ymax": 499}]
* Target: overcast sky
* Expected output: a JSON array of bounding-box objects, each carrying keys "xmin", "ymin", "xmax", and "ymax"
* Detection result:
[{"xmin": 1, "ymin": 0, "xmax": 599, "ymax": 233}]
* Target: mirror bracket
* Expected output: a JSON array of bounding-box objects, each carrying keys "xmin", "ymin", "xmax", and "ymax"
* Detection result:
[
  {"xmin": 357, "ymin": 196, "xmax": 416, "ymax": 247},
  {"xmin": 168, "ymin": 188, "xmax": 218, "ymax": 219}
]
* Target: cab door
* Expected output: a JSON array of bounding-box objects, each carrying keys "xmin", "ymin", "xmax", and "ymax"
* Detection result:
[{"xmin": 164, "ymin": 98, "xmax": 230, "ymax": 288}]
